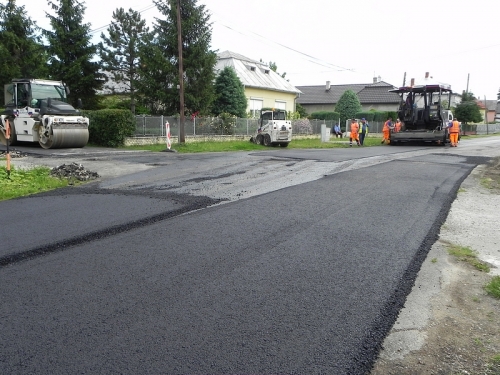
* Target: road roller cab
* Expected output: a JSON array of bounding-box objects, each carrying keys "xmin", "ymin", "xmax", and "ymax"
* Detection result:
[{"xmin": 0, "ymin": 79, "xmax": 89, "ymax": 149}]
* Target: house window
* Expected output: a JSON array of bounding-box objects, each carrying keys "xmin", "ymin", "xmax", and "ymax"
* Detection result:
[
  {"xmin": 250, "ymin": 98, "xmax": 263, "ymax": 118},
  {"xmin": 274, "ymin": 101, "xmax": 286, "ymax": 111}
]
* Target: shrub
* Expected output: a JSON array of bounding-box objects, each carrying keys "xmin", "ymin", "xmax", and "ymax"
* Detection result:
[
  {"xmin": 293, "ymin": 118, "xmax": 313, "ymax": 134},
  {"xmin": 310, "ymin": 111, "xmax": 340, "ymax": 120},
  {"xmin": 83, "ymin": 109, "xmax": 135, "ymax": 147}
]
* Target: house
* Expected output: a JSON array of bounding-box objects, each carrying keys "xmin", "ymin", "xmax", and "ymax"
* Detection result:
[
  {"xmin": 215, "ymin": 51, "xmax": 302, "ymax": 117},
  {"xmin": 295, "ymin": 78, "xmax": 401, "ymax": 115},
  {"xmin": 476, "ymin": 99, "xmax": 497, "ymax": 123}
]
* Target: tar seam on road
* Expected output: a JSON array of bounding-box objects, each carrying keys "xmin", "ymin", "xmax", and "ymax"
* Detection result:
[{"xmin": 0, "ymin": 197, "xmax": 222, "ymax": 269}]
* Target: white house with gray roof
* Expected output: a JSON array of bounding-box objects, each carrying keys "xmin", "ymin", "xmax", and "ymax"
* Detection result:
[{"xmin": 215, "ymin": 51, "xmax": 302, "ymax": 117}]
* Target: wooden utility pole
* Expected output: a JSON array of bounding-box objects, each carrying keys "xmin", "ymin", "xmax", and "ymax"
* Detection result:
[{"xmin": 176, "ymin": 0, "xmax": 185, "ymax": 143}]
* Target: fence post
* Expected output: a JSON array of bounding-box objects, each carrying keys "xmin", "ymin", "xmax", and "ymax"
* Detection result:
[
  {"xmin": 143, "ymin": 115, "xmax": 146, "ymax": 136},
  {"xmin": 161, "ymin": 115, "xmax": 164, "ymax": 136}
]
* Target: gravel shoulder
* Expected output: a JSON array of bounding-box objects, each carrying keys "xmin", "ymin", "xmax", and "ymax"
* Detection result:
[{"xmin": 371, "ymin": 160, "xmax": 500, "ymax": 374}]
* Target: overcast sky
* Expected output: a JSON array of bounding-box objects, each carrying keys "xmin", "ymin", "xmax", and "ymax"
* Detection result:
[{"xmin": 14, "ymin": 0, "xmax": 500, "ymax": 101}]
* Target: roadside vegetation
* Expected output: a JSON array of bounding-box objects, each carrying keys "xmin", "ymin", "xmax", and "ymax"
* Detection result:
[
  {"xmin": 0, "ymin": 166, "xmax": 69, "ymax": 201},
  {"xmin": 123, "ymin": 136, "xmax": 383, "ymax": 153},
  {"xmin": 481, "ymin": 156, "xmax": 500, "ymax": 190},
  {"xmin": 485, "ymin": 276, "xmax": 500, "ymax": 299},
  {"xmin": 446, "ymin": 243, "xmax": 491, "ymax": 272}
]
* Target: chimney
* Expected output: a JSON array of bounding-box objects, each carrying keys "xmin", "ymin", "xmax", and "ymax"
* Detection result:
[
  {"xmin": 425, "ymin": 72, "xmax": 430, "ymax": 79},
  {"xmin": 326, "ymin": 81, "xmax": 331, "ymax": 91},
  {"xmin": 410, "ymin": 78, "xmax": 415, "ymax": 87},
  {"xmin": 373, "ymin": 76, "xmax": 377, "ymax": 83}
]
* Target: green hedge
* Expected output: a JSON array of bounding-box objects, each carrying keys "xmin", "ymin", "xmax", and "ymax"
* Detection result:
[
  {"xmin": 82, "ymin": 109, "xmax": 135, "ymax": 147},
  {"xmin": 354, "ymin": 110, "xmax": 399, "ymax": 122},
  {"xmin": 309, "ymin": 111, "xmax": 340, "ymax": 120}
]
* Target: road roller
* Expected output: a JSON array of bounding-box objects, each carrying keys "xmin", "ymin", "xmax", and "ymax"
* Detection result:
[{"xmin": 0, "ymin": 79, "xmax": 89, "ymax": 149}]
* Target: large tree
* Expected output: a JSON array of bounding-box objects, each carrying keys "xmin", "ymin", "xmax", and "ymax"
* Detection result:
[
  {"xmin": 335, "ymin": 90, "xmax": 362, "ymax": 124},
  {"xmin": 454, "ymin": 91, "xmax": 483, "ymax": 125},
  {"xmin": 0, "ymin": 0, "xmax": 48, "ymax": 103},
  {"xmin": 138, "ymin": 0, "xmax": 217, "ymax": 115},
  {"xmin": 212, "ymin": 66, "xmax": 247, "ymax": 117},
  {"xmin": 44, "ymin": 0, "xmax": 104, "ymax": 109},
  {"xmin": 99, "ymin": 8, "xmax": 149, "ymax": 114}
]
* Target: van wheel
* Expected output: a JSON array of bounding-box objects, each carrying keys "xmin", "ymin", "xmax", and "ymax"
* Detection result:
[
  {"xmin": 256, "ymin": 134, "xmax": 263, "ymax": 145},
  {"xmin": 263, "ymin": 134, "xmax": 271, "ymax": 146}
]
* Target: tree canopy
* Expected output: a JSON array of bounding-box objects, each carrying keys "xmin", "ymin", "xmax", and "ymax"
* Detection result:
[
  {"xmin": 335, "ymin": 90, "xmax": 362, "ymax": 124},
  {"xmin": 99, "ymin": 7, "xmax": 149, "ymax": 114},
  {"xmin": 212, "ymin": 66, "xmax": 247, "ymax": 117},
  {"xmin": 137, "ymin": 0, "xmax": 217, "ymax": 115},
  {"xmin": 454, "ymin": 91, "xmax": 483, "ymax": 124},
  {"xmin": 0, "ymin": 0, "xmax": 48, "ymax": 103},
  {"xmin": 44, "ymin": 0, "xmax": 104, "ymax": 109}
]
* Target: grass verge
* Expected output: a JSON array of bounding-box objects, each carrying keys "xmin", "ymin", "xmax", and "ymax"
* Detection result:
[
  {"xmin": 484, "ymin": 275, "xmax": 500, "ymax": 299},
  {"xmin": 446, "ymin": 243, "xmax": 491, "ymax": 273},
  {"xmin": 0, "ymin": 166, "xmax": 69, "ymax": 201},
  {"xmin": 122, "ymin": 136, "xmax": 384, "ymax": 153}
]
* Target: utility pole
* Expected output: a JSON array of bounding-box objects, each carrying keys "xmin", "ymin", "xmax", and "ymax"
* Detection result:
[
  {"xmin": 485, "ymin": 95, "xmax": 488, "ymax": 134},
  {"xmin": 466, "ymin": 73, "xmax": 469, "ymax": 94},
  {"xmin": 176, "ymin": 0, "xmax": 185, "ymax": 143}
]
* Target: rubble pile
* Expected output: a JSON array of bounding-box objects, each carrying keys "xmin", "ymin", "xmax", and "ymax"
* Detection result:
[
  {"xmin": 0, "ymin": 150, "xmax": 28, "ymax": 158},
  {"xmin": 50, "ymin": 162, "xmax": 100, "ymax": 181}
]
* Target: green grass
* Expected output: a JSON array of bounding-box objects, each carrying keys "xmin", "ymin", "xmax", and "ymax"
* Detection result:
[
  {"xmin": 484, "ymin": 276, "xmax": 500, "ymax": 299},
  {"xmin": 123, "ymin": 136, "xmax": 384, "ymax": 153},
  {"xmin": 0, "ymin": 165, "xmax": 69, "ymax": 201},
  {"xmin": 446, "ymin": 244, "xmax": 491, "ymax": 272}
]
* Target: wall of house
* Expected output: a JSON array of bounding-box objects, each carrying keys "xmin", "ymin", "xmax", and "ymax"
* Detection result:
[
  {"xmin": 245, "ymin": 87, "xmax": 297, "ymax": 115},
  {"xmin": 301, "ymin": 103, "xmax": 398, "ymax": 115}
]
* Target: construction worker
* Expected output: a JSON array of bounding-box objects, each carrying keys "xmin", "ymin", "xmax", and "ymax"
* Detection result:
[
  {"xmin": 349, "ymin": 118, "xmax": 361, "ymax": 147},
  {"xmin": 448, "ymin": 117, "xmax": 460, "ymax": 147},
  {"xmin": 359, "ymin": 118, "xmax": 369, "ymax": 145},
  {"xmin": 394, "ymin": 118, "xmax": 402, "ymax": 132},
  {"xmin": 381, "ymin": 117, "xmax": 394, "ymax": 144}
]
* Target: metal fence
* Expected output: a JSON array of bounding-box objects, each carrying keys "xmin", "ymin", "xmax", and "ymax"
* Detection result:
[
  {"xmin": 134, "ymin": 116, "xmax": 500, "ymax": 138},
  {"xmin": 134, "ymin": 116, "xmax": 387, "ymax": 137}
]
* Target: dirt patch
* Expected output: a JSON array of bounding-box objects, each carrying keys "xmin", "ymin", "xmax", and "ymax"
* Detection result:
[{"xmin": 371, "ymin": 158, "xmax": 500, "ymax": 375}]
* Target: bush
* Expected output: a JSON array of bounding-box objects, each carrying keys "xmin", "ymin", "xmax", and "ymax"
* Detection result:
[
  {"xmin": 209, "ymin": 112, "xmax": 236, "ymax": 135},
  {"xmin": 293, "ymin": 118, "xmax": 313, "ymax": 134},
  {"xmin": 310, "ymin": 111, "xmax": 340, "ymax": 120},
  {"xmin": 83, "ymin": 109, "xmax": 135, "ymax": 147}
]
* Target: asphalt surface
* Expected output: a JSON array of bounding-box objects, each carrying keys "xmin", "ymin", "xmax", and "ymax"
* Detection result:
[{"xmin": 0, "ymin": 140, "xmax": 495, "ymax": 374}]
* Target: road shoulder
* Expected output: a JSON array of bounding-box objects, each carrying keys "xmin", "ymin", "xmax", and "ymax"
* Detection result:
[{"xmin": 371, "ymin": 164, "xmax": 500, "ymax": 374}]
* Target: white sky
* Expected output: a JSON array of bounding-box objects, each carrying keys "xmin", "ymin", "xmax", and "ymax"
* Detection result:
[{"xmin": 14, "ymin": 0, "xmax": 500, "ymax": 100}]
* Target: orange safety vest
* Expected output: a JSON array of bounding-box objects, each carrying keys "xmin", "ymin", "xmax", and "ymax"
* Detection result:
[
  {"xmin": 450, "ymin": 120, "xmax": 460, "ymax": 133},
  {"xmin": 395, "ymin": 121, "xmax": 401, "ymax": 132},
  {"xmin": 350, "ymin": 122, "xmax": 359, "ymax": 134},
  {"xmin": 383, "ymin": 120, "xmax": 392, "ymax": 131}
]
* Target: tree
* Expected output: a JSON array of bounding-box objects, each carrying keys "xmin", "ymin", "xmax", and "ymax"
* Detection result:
[
  {"xmin": 212, "ymin": 66, "xmax": 247, "ymax": 117},
  {"xmin": 44, "ymin": 0, "xmax": 105, "ymax": 109},
  {"xmin": 0, "ymin": 0, "xmax": 49, "ymax": 103},
  {"xmin": 98, "ymin": 8, "xmax": 149, "ymax": 114},
  {"xmin": 295, "ymin": 103, "xmax": 308, "ymax": 118},
  {"xmin": 137, "ymin": 0, "xmax": 217, "ymax": 115},
  {"xmin": 454, "ymin": 91, "xmax": 483, "ymax": 125},
  {"xmin": 335, "ymin": 90, "xmax": 362, "ymax": 125},
  {"xmin": 267, "ymin": 60, "xmax": 286, "ymax": 80}
]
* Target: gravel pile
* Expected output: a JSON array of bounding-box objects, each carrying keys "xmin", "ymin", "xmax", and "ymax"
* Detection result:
[
  {"xmin": 0, "ymin": 150, "xmax": 28, "ymax": 158},
  {"xmin": 50, "ymin": 163, "xmax": 100, "ymax": 181}
]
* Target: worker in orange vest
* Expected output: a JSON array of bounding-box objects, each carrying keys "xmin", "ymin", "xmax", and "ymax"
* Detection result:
[
  {"xmin": 448, "ymin": 117, "xmax": 460, "ymax": 147},
  {"xmin": 394, "ymin": 118, "xmax": 402, "ymax": 132},
  {"xmin": 381, "ymin": 117, "xmax": 394, "ymax": 144},
  {"xmin": 349, "ymin": 118, "xmax": 360, "ymax": 147}
]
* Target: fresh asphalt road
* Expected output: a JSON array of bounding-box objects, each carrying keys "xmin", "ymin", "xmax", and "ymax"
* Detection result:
[{"xmin": 0, "ymin": 139, "xmax": 497, "ymax": 374}]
